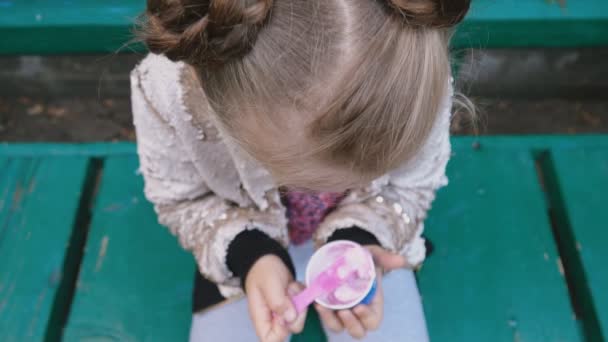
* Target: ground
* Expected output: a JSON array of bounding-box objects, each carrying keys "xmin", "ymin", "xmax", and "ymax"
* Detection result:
[
  {"xmin": 1, "ymin": 96, "xmax": 606, "ymax": 142},
  {"xmin": 1, "ymin": 50, "xmax": 607, "ymax": 141}
]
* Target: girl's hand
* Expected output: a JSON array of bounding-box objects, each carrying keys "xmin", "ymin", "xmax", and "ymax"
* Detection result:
[
  {"xmin": 245, "ymin": 255, "xmax": 308, "ymax": 342},
  {"xmin": 315, "ymin": 246, "xmax": 407, "ymax": 339}
]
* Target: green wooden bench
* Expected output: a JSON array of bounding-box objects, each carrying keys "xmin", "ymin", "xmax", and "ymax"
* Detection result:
[
  {"xmin": 1, "ymin": 1, "xmax": 608, "ymax": 341},
  {"xmin": 2, "ymin": 137, "xmax": 608, "ymax": 342},
  {"xmin": 1, "ymin": 0, "xmax": 608, "ymax": 55}
]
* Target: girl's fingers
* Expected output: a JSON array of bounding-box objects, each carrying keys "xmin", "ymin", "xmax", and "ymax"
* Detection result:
[
  {"xmin": 315, "ymin": 303, "xmax": 343, "ymax": 333},
  {"xmin": 268, "ymin": 316, "xmax": 290, "ymax": 342},
  {"xmin": 369, "ymin": 271, "xmax": 384, "ymax": 316},
  {"xmin": 287, "ymin": 283, "xmax": 307, "ymax": 334},
  {"xmin": 247, "ymin": 287, "xmax": 273, "ymax": 339},
  {"xmin": 248, "ymin": 287, "xmax": 289, "ymax": 342},
  {"xmin": 356, "ymin": 269, "xmax": 384, "ymax": 331},
  {"xmin": 338, "ymin": 309, "xmax": 366, "ymax": 339},
  {"xmin": 353, "ymin": 305, "xmax": 381, "ymax": 331},
  {"xmin": 260, "ymin": 277, "xmax": 297, "ymax": 323}
]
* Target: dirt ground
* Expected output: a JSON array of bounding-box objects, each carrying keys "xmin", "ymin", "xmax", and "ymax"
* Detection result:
[
  {"xmin": 0, "ymin": 96, "xmax": 606, "ymax": 142},
  {"xmin": 2, "ymin": 49, "xmax": 607, "ymax": 141},
  {"xmin": 0, "ymin": 96, "xmax": 134, "ymax": 142}
]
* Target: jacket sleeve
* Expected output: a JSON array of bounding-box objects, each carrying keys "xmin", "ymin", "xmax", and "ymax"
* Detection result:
[
  {"xmin": 315, "ymin": 87, "xmax": 453, "ymax": 268},
  {"xmin": 131, "ymin": 67, "xmax": 289, "ymax": 293}
]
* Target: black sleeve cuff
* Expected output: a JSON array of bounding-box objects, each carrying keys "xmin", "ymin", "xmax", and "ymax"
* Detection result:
[
  {"xmin": 226, "ymin": 229, "xmax": 296, "ymax": 289},
  {"xmin": 326, "ymin": 227, "xmax": 381, "ymax": 247}
]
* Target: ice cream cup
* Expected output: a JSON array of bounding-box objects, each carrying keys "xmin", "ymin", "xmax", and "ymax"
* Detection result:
[{"xmin": 305, "ymin": 240, "xmax": 377, "ymax": 310}]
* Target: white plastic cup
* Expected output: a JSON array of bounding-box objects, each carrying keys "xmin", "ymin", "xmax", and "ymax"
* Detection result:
[{"xmin": 305, "ymin": 240, "xmax": 377, "ymax": 310}]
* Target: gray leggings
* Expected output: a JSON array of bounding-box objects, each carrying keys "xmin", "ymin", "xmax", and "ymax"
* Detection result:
[{"xmin": 190, "ymin": 241, "xmax": 429, "ymax": 342}]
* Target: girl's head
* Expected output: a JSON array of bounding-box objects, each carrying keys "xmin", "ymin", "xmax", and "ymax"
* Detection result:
[{"xmin": 143, "ymin": 0, "xmax": 470, "ymax": 191}]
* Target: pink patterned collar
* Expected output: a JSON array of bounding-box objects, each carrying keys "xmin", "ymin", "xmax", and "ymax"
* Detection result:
[{"xmin": 283, "ymin": 190, "xmax": 346, "ymax": 245}]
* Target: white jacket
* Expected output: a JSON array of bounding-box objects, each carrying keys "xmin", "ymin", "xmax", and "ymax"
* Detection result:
[{"xmin": 131, "ymin": 54, "xmax": 453, "ymax": 299}]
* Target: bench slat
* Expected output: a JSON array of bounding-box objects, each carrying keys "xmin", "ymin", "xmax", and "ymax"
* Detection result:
[
  {"xmin": 63, "ymin": 156, "xmax": 195, "ymax": 342},
  {"xmin": 0, "ymin": 1, "xmax": 140, "ymax": 26},
  {"xmin": 455, "ymin": 0, "xmax": 608, "ymax": 48},
  {"xmin": 452, "ymin": 0, "xmax": 608, "ymax": 48},
  {"xmin": 0, "ymin": 156, "xmax": 89, "ymax": 341},
  {"xmin": 2, "ymin": 136, "xmax": 607, "ymax": 157},
  {"xmin": 1, "ymin": 139, "xmax": 606, "ymax": 340},
  {"xmin": 418, "ymin": 146, "xmax": 581, "ymax": 341},
  {"xmin": 1, "ymin": 0, "xmax": 608, "ymax": 54},
  {"xmin": 547, "ymin": 148, "xmax": 608, "ymax": 340},
  {"xmin": 0, "ymin": 0, "xmax": 141, "ymax": 55}
]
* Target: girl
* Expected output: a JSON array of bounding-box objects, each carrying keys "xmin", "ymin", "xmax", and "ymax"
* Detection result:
[{"xmin": 132, "ymin": 0, "xmax": 470, "ymax": 341}]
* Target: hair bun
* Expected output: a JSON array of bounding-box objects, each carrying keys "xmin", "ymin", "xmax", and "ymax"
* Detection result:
[
  {"xmin": 143, "ymin": 0, "xmax": 273, "ymax": 66},
  {"xmin": 387, "ymin": 0, "xmax": 470, "ymax": 28}
]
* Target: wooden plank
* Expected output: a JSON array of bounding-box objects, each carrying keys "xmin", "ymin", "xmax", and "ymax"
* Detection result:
[
  {"xmin": 1, "ymin": 0, "xmax": 607, "ymax": 55},
  {"xmin": 454, "ymin": 0, "xmax": 608, "ymax": 48},
  {"xmin": 1, "ymin": 136, "xmax": 608, "ymax": 158},
  {"xmin": 544, "ymin": 148, "xmax": 608, "ymax": 341},
  {"xmin": 63, "ymin": 156, "xmax": 195, "ymax": 342},
  {"xmin": 0, "ymin": 0, "xmax": 143, "ymax": 55},
  {"xmin": 418, "ymin": 146, "xmax": 582, "ymax": 341},
  {"xmin": 0, "ymin": 142, "xmax": 135, "ymax": 158},
  {"xmin": 0, "ymin": 156, "xmax": 89, "ymax": 341},
  {"xmin": 449, "ymin": 135, "xmax": 608, "ymax": 152}
]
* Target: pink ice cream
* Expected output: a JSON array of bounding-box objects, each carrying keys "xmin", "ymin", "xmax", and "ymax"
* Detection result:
[{"xmin": 306, "ymin": 241, "xmax": 376, "ymax": 309}]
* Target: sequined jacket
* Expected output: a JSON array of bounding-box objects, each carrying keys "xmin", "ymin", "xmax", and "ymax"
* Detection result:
[{"xmin": 131, "ymin": 54, "xmax": 453, "ymax": 299}]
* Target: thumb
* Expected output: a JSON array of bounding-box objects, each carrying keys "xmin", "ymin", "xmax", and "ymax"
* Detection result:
[
  {"xmin": 286, "ymin": 282, "xmax": 308, "ymax": 334},
  {"xmin": 367, "ymin": 245, "xmax": 408, "ymax": 271},
  {"xmin": 261, "ymin": 277, "xmax": 297, "ymax": 323}
]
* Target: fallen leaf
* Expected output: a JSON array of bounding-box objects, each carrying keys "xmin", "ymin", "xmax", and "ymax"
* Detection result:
[
  {"xmin": 47, "ymin": 105, "xmax": 67, "ymax": 118},
  {"xmin": 121, "ymin": 128, "xmax": 136, "ymax": 140},
  {"xmin": 102, "ymin": 99, "xmax": 115, "ymax": 108},
  {"xmin": 580, "ymin": 111, "xmax": 601, "ymax": 127},
  {"xmin": 27, "ymin": 104, "xmax": 45, "ymax": 116}
]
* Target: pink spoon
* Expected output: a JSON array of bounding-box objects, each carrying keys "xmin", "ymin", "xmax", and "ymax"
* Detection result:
[{"xmin": 291, "ymin": 248, "xmax": 365, "ymax": 314}]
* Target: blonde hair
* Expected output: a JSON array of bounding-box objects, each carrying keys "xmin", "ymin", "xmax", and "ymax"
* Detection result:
[{"xmin": 142, "ymin": 0, "xmax": 470, "ymax": 190}]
